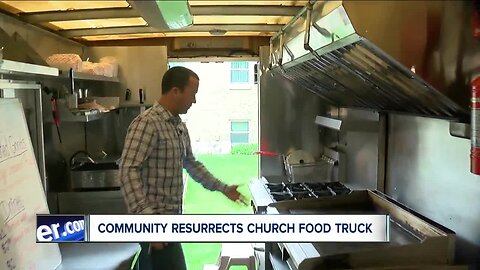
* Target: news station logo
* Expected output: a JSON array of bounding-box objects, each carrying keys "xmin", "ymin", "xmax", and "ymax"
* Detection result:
[
  {"xmin": 35, "ymin": 214, "xmax": 389, "ymax": 243},
  {"xmin": 36, "ymin": 215, "xmax": 86, "ymax": 242}
]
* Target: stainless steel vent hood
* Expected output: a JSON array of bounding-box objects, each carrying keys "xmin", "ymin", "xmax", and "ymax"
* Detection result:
[{"xmin": 269, "ymin": 0, "xmax": 478, "ymax": 120}]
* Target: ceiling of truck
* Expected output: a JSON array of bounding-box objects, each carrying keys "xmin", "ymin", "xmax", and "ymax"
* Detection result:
[{"xmin": 0, "ymin": 1, "xmax": 306, "ymax": 42}]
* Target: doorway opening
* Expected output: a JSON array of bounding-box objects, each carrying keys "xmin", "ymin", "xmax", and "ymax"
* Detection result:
[{"xmin": 168, "ymin": 59, "xmax": 260, "ymax": 270}]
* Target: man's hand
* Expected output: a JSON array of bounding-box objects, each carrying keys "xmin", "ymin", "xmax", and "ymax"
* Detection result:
[{"xmin": 223, "ymin": 185, "xmax": 248, "ymax": 206}]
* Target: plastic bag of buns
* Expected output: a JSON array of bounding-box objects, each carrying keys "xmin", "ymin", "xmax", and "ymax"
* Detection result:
[
  {"xmin": 45, "ymin": 54, "xmax": 82, "ymax": 71},
  {"xmin": 81, "ymin": 61, "xmax": 105, "ymax": 75},
  {"xmin": 97, "ymin": 62, "xmax": 114, "ymax": 77},
  {"xmin": 99, "ymin": 56, "xmax": 118, "ymax": 77},
  {"xmin": 80, "ymin": 61, "xmax": 94, "ymax": 74}
]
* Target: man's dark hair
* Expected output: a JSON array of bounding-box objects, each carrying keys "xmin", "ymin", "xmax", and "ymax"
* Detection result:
[{"xmin": 162, "ymin": 66, "xmax": 199, "ymax": 94}]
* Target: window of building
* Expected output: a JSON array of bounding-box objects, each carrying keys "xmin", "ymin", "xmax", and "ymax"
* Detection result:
[
  {"xmin": 230, "ymin": 121, "xmax": 249, "ymax": 144},
  {"xmin": 230, "ymin": 61, "xmax": 250, "ymax": 89}
]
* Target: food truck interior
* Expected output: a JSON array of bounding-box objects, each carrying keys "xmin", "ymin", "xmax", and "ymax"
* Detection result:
[{"xmin": 0, "ymin": 0, "xmax": 479, "ymax": 269}]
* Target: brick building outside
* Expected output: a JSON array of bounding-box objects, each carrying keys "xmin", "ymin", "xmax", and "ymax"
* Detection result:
[{"xmin": 169, "ymin": 61, "xmax": 259, "ymax": 154}]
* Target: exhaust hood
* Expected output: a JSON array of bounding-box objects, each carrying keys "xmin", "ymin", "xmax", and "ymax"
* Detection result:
[{"xmin": 269, "ymin": 0, "xmax": 478, "ymax": 120}]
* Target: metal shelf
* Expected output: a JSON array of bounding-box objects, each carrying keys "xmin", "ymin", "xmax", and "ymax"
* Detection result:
[
  {"xmin": 315, "ymin": 115, "xmax": 379, "ymax": 132},
  {"xmin": 61, "ymin": 110, "xmax": 113, "ymax": 122},
  {"xmin": 59, "ymin": 70, "xmax": 119, "ymax": 83},
  {"xmin": 54, "ymin": 99, "xmax": 115, "ymax": 123},
  {"xmin": 119, "ymin": 102, "xmax": 153, "ymax": 108},
  {"xmin": 0, "ymin": 59, "xmax": 58, "ymax": 77},
  {"xmin": 0, "ymin": 60, "xmax": 119, "ymax": 83},
  {"xmin": 315, "ymin": 115, "xmax": 342, "ymax": 130}
]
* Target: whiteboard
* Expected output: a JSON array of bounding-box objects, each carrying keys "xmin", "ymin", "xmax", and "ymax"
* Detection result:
[{"xmin": 0, "ymin": 99, "xmax": 61, "ymax": 270}]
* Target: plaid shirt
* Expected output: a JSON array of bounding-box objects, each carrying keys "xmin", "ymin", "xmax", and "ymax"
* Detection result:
[{"xmin": 119, "ymin": 103, "xmax": 228, "ymax": 214}]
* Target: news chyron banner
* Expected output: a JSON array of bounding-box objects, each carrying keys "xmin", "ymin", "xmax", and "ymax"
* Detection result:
[
  {"xmin": 36, "ymin": 215, "xmax": 86, "ymax": 242},
  {"xmin": 37, "ymin": 214, "xmax": 389, "ymax": 243}
]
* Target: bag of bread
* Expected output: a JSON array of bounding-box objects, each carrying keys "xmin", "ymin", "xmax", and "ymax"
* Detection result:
[
  {"xmin": 45, "ymin": 54, "xmax": 82, "ymax": 71},
  {"xmin": 100, "ymin": 56, "xmax": 118, "ymax": 77}
]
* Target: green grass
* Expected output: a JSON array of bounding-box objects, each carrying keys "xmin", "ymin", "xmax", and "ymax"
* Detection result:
[{"xmin": 182, "ymin": 154, "xmax": 258, "ymax": 270}]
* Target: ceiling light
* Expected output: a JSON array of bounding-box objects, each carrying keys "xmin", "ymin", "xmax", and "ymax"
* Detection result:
[
  {"xmin": 209, "ymin": 29, "xmax": 227, "ymax": 36},
  {"xmin": 127, "ymin": 0, "xmax": 193, "ymax": 30}
]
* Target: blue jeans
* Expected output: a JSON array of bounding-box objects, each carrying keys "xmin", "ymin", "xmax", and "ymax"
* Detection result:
[{"xmin": 139, "ymin": 243, "xmax": 187, "ymax": 270}]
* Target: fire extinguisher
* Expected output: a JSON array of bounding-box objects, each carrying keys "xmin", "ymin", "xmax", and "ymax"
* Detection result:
[
  {"xmin": 471, "ymin": 76, "xmax": 480, "ymax": 175},
  {"xmin": 474, "ymin": 0, "xmax": 480, "ymax": 38}
]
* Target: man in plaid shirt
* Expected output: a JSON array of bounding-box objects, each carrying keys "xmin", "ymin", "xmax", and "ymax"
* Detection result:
[{"xmin": 119, "ymin": 66, "xmax": 246, "ymax": 270}]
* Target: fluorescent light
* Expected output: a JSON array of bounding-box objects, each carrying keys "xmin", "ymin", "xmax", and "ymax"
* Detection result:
[
  {"xmin": 127, "ymin": 0, "xmax": 193, "ymax": 30},
  {"xmin": 156, "ymin": 1, "xmax": 193, "ymax": 29}
]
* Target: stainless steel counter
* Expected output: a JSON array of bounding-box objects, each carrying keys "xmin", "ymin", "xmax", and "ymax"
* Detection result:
[
  {"xmin": 263, "ymin": 190, "xmax": 455, "ymax": 270},
  {"xmin": 57, "ymin": 243, "xmax": 139, "ymax": 270}
]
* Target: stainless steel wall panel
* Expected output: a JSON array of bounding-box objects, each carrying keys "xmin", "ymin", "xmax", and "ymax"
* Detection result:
[
  {"xmin": 85, "ymin": 113, "xmax": 121, "ymax": 157},
  {"xmin": 260, "ymin": 71, "xmax": 324, "ymax": 177},
  {"xmin": 338, "ymin": 108, "xmax": 381, "ymax": 189},
  {"xmin": 387, "ymin": 114, "xmax": 480, "ymax": 265},
  {"xmin": 43, "ymin": 110, "xmax": 136, "ymax": 191}
]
